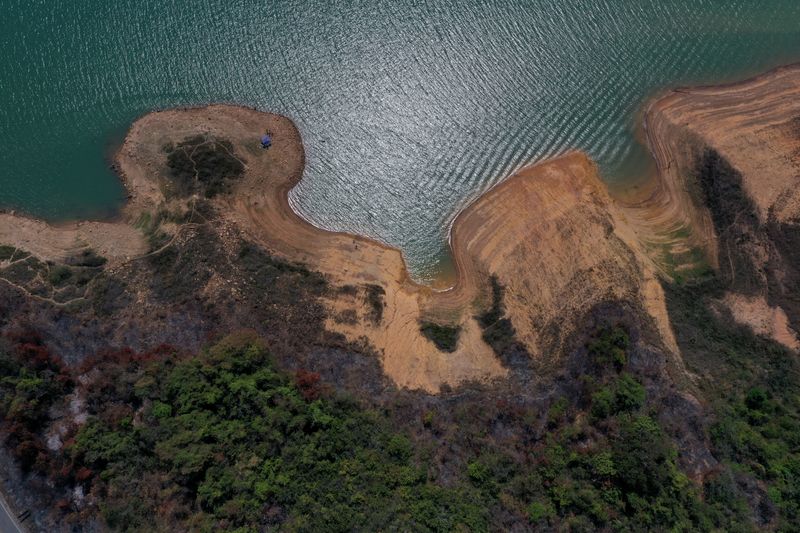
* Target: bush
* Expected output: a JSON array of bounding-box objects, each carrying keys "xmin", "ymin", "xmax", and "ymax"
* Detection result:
[
  {"xmin": 365, "ymin": 284, "xmax": 385, "ymax": 324},
  {"xmin": 587, "ymin": 326, "xmax": 629, "ymax": 369},
  {"xmin": 164, "ymin": 136, "xmax": 244, "ymax": 198},
  {"xmin": 47, "ymin": 265, "xmax": 72, "ymax": 286},
  {"xmin": 419, "ymin": 322, "xmax": 461, "ymax": 352},
  {"xmin": 590, "ymin": 373, "xmax": 645, "ymax": 420}
]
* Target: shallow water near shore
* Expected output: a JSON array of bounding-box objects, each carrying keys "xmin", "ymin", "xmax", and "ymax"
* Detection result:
[{"xmin": 2, "ymin": 1, "xmax": 800, "ymax": 283}]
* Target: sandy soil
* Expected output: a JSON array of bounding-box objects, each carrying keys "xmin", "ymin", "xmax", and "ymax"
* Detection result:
[
  {"xmin": 719, "ymin": 293, "xmax": 799, "ymax": 352},
  {"xmin": 0, "ymin": 213, "xmax": 145, "ymax": 264},
  {"xmin": 629, "ymin": 64, "xmax": 800, "ymax": 347},
  {"xmin": 447, "ymin": 153, "xmax": 679, "ymax": 360}
]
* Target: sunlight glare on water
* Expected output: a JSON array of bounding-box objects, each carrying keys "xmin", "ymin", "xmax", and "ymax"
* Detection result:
[{"xmin": 1, "ymin": 0, "xmax": 800, "ymax": 282}]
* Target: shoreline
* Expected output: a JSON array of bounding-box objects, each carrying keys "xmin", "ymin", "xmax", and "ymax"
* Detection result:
[
  {"xmin": 106, "ymin": 104, "xmax": 681, "ymax": 391},
  {"xmin": 3, "ymin": 61, "xmax": 799, "ymax": 285},
  {"xmin": 6, "ymin": 62, "xmax": 800, "ymax": 389}
]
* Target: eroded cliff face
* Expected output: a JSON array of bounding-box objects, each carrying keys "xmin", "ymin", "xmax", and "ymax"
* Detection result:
[{"xmin": 636, "ymin": 66, "xmax": 800, "ymax": 349}]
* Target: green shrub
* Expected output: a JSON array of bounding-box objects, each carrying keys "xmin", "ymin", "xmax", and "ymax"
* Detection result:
[
  {"xmin": 47, "ymin": 265, "xmax": 72, "ymax": 286},
  {"xmin": 419, "ymin": 322, "xmax": 461, "ymax": 352},
  {"xmin": 527, "ymin": 500, "xmax": 555, "ymax": 523},
  {"xmin": 68, "ymin": 248, "xmax": 107, "ymax": 268},
  {"xmin": 615, "ymin": 373, "xmax": 646, "ymax": 412},
  {"xmin": 588, "ymin": 326, "xmax": 629, "ymax": 369},
  {"xmin": 590, "ymin": 373, "xmax": 645, "ymax": 419},
  {"xmin": 164, "ymin": 136, "xmax": 244, "ymax": 198}
]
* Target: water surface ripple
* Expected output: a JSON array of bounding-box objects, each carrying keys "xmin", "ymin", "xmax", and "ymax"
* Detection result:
[{"xmin": 2, "ymin": 1, "xmax": 800, "ymax": 281}]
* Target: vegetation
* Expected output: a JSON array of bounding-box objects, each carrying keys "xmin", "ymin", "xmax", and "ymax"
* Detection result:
[
  {"xmin": 0, "ymin": 244, "xmax": 21, "ymax": 261},
  {"xmin": 0, "ymin": 244, "xmax": 106, "ymax": 305},
  {"xmin": 667, "ymin": 278, "xmax": 800, "ymax": 530},
  {"xmin": 32, "ymin": 334, "xmax": 487, "ymax": 531},
  {"xmin": 3, "ymin": 142, "xmax": 800, "ymax": 529},
  {"xmin": 1, "ymin": 322, "xmax": 748, "ymax": 531},
  {"xmin": 66, "ymin": 248, "xmax": 107, "ymax": 268},
  {"xmin": 419, "ymin": 322, "xmax": 461, "ymax": 352},
  {"xmin": 164, "ymin": 135, "xmax": 244, "ymax": 198},
  {"xmin": 364, "ymin": 284, "xmax": 385, "ymax": 324},
  {"xmin": 0, "ymin": 332, "xmax": 73, "ymax": 473},
  {"xmin": 476, "ymin": 275, "xmax": 519, "ymax": 355}
]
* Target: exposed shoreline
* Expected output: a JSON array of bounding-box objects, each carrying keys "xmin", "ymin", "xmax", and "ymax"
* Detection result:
[
  {"xmin": 103, "ymin": 105, "xmax": 681, "ymax": 392},
  {"xmin": 5, "ymin": 63, "xmax": 800, "ymax": 389}
]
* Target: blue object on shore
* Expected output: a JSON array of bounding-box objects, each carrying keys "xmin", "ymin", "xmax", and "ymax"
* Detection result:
[{"xmin": 261, "ymin": 134, "xmax": 272, "ymax": 148}]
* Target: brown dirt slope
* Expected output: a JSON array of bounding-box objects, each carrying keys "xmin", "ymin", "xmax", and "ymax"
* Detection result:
[
  {"xmin": 631, "ymin": 65, "xmax": 800, "ymax": 349},
  {"xmin": 2, "ymin": 104, "xmax": 681, "ymax": 392}
]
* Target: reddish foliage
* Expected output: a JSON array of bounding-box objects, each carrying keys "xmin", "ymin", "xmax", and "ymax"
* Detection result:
[
  {"xmin": 75, "ymin": 467, "xmax": 93, "ymax": 482},
  {"xmin": 55, "ymin": 498, "xmax": 71, "ymax": 511},
  {"xmin": 294, "ymin": 369, "xmax": 322, "ymax": 402},
  {"xmin": 78, "ymin": 343, "xmax": 182, "ymax": 374},
  {"xmin": 13, "ymin": 439, "xmax": 41, "ymax": 471},
  {"xmin": 6, "ymin": 329, "xmax": 69, "ymax": 376}
]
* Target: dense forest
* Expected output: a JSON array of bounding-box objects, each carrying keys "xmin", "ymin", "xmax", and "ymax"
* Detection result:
[{"xmin": 3, "ymin": 275, "xmax": 799, "ymax": 532}]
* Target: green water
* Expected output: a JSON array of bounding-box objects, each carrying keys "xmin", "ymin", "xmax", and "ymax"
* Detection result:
[{"xmin": 2, "ymin": 1, "xmax": 800, "ymax": 282}]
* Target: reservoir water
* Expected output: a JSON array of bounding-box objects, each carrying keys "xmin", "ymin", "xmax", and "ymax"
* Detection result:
[{"xmin": 2, "ymin": 1, "xmax": 800, "ymax": 282}]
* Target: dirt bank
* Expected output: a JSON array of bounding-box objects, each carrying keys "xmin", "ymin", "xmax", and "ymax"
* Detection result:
[
  {"xmin": 2, "ymin": 103, "xmax": 683, "ymax": 392},
  {"xmin": 0, "ymin": 213, "xmax": 145, "ymax": 265},
  {"xmin": 629, "ymin": 64, "xmax": 800, "ymax": 345}
]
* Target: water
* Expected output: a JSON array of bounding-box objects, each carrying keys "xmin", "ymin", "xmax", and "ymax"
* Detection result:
[{"xmin": 2, "ymin": 1, "xmax": 800, "ymax": 282}]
